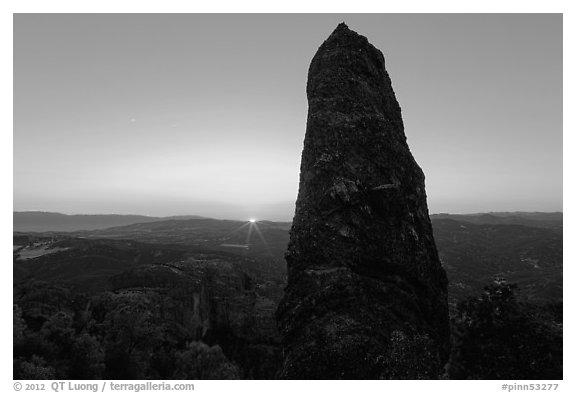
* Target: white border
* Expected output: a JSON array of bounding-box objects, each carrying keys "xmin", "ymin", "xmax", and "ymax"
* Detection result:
[{"xmin": 4, "ymin": 1, "xmax": 573, "ymax": 390}]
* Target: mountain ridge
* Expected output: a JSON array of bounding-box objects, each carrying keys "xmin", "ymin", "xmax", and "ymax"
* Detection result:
[
  {"xmin": 13, "ymin": 211, "xmax": 207, "ymax": 232},
  {"xmin": 15, "ymin": 210, "xmax": 561, "ymax": 233}
]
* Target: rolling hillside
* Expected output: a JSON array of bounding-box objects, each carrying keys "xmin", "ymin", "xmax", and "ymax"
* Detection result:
[
  {"xmin": 13, "ymin": 211, "xmax": 206, "ymax": 232},
  {"xmin": 14, "ymin": 212, "xmax": 563, "ymax": 305}
]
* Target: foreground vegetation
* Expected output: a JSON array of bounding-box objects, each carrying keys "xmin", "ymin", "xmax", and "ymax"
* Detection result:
[
  {"xmin": 14, "ymin": 277, "xmax": 562, "ymax": 379},
  {"xmin": 13, "ymin": 213, "xmax": 563, "ymax": 379}
]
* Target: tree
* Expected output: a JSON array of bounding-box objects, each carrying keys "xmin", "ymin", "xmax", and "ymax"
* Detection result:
[
  {"xmin": 13, "ymin": 304, "xmax": 26, "ymax": 344},
  {"xmin": 103, "ymin": 294, "xmax": 163, "ymax": 379},
  {"xmin": 14, "ymin": 355, "xmax": 56, "ymax": 380},
  {"xmin": 173, "ymin": 341, "xmax": 240, "ymax": 379},
  {"xmin": 449, "ymin": 279, "xmax": 562, "ymax": 379},
  {"xmin": 68, "ymin": 333, "xmax": 105, "ymax": 379}
]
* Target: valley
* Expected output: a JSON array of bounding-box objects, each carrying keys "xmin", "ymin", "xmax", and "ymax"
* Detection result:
[{"xmin": 13, "ymin": 211, "xmax": 563, "ymax": 379}]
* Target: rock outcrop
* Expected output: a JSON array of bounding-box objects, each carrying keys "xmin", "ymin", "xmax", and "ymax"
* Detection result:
[
  {"xmin": 109, "ymin": 256, "xmax": 282, "ymax": 379},
  {"xmin": 276, "ymin": 23, "xmax": 450, "ymax": 379}
]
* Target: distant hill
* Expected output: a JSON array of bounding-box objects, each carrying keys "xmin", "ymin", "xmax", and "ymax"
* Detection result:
[
  {"xmin": 70, "ymin": 217, "xmax": 292, "ymax": 281},
  {"xmin": 13, "ymin": 211, "xmax": 206, "ymax": 232},
  {"xmin": 13, "ymin": 211, "xmax": 562, "ymax": 305},
  {"xmin": 12, "ymin": 212, "xmax": 562, "ymax": 379},
  {"xmin": 430, "ymin": 212, "xmax": 562, "ymax": 232},
  {"xmin": 432, "ymin": 218, "xmax": 562, "ymax": 306},
  {"xmin": 58, "ymin": 214, "xmax": 561, "ymax": 303},
  {"xmin": 18, "ymin": 210, "xmax": 561, "ymax": 232}
]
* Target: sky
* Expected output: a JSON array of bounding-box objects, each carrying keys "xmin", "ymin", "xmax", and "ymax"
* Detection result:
[{"xmin": 13, "ymin": 13, "xmax": 562, "ymax": 221}]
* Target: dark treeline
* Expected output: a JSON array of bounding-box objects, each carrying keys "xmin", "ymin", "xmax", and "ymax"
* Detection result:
[
  {"xmin": 13, "ymin": 280, "xmax": 241, "ymax": 379},
  {"xmin": 13, "ymin": 225, "xmax": 562, "ymax": 379},
  {"xmin": 14, "ymin": 277, "xmax": 562, "ymax": 379},
  {"xmin": 448, "ymin": 280, "xmax": 562, "ymax": 379}
]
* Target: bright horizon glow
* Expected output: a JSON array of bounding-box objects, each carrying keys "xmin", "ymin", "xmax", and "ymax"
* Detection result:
[
  {"xmin": 13, "ymin": 14, "xmax": 562, "ymax": 220},
  {"xmin": 249, "ymin": 218, "xmax": 257, "ymax": 223}
]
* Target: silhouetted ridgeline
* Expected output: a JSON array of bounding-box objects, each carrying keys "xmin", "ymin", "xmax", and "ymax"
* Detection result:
[
  {"xmin": 15, "ymin": 212, "xmax": 561, "ymax": 306},
  {"xmin": 430, "ymin": 212, "xmax": 563, "ymax": 233},
  {"xmin": 13, "ymin": 211, "xmax": 205, "ymax": 232}
]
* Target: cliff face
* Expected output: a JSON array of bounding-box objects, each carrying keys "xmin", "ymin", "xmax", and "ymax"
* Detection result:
[
  {"xmin": 109, "ymin": 257, "xmax": 282, "ymax": 378},
  {"xmin": 276, "ymin": 23, "xmax": 450, "ymax": 379}
]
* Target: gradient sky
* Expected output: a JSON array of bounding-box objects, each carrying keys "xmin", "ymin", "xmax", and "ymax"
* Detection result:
[{"xmin": 13, "ymin": 14, "xmax": 562, "ymax": 220}]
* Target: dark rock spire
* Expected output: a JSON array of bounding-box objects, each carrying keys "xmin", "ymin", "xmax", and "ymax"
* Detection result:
[{"xmin": 276, "ymin": 24, "xmax": 450, "ymax": 379}]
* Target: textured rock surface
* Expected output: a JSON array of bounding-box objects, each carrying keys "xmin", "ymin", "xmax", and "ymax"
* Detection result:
[
  {"xmin": 276, "ymin": 23, "xmax": 450, "ymax": 379},
  {"xmin": 109, "ymin": 256, "xmax": 282, "ymax": 378}
]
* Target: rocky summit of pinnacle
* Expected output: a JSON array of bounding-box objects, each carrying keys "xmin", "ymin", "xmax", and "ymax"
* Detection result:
[
  {"xmin": 276, "ymin": 24, "xmax": 450, "ymax": 379},
  {"xmin": 322, "ymin": 22, "xmax": 370, "ymax": 48}
]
